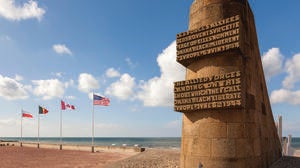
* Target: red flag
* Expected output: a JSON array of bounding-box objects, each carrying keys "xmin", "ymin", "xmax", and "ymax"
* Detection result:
[
  {"xmin": 70, "ymin": 105, "xmax": 75, "ymax": 110},
  {"xmin": 61, "ymin": 100, "xmax": 66, "ymax": 110},
  {"xmin": 62, "ymin": 100, "xmax": 76, "ymax": 110},
  {"xmin": 22, "ymin": 112, "xmax": 33, "ymax": 118}
]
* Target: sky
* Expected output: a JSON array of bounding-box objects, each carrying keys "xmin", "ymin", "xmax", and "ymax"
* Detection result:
[{"xmin": 0, "ymin": 0, "xmax": 299, "ymax": 138}]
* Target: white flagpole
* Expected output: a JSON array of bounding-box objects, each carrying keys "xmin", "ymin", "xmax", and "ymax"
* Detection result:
[
  {"xmin": 20, "ymin": 109, "xmax": 23, "ymax": 147},
  {"xmin": 38, "ymin": 111, "xmax": 40, "ymax": 149},
  {"xmin": 92, "ymin": 93, "xmax": 95, "ymax": 153},
  {"xmin": 60, "ymin": 102, "xmax": 63, "ymax": 150}
]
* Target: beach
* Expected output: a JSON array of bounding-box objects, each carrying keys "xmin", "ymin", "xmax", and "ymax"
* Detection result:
[
  {"xmin": 0, "ymin": 145, "xmax": 136, "ymax": 168},
  {"xmin": 0, "ymin": 142, "xmax": 180, "ymax": 168},
  {"xmin": 106, "ymin": 148, "xmax": 180, "ymax": 168},
  {"xmin": 2, "ymin": 142, "xmax": 300, "ymax": 168}
]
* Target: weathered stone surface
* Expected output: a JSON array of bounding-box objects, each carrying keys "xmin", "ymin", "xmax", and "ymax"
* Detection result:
[
  {"xmin": 175, "ymin": 0, "xmax": 282, "ymax": 167},
  {"xmin": 212, "ymin": 138, "xmax": 236, "ymax": 157}
]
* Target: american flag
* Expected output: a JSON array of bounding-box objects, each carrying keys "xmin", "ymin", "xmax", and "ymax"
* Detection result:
[{"xmin": 93, "ymin": 94, "xmax": 110, "ymax": 106}]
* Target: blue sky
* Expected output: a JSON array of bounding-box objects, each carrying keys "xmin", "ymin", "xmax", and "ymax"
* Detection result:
[{"xmin": 0, "ymin": 0, "xmax": 299, "ymax": 138}]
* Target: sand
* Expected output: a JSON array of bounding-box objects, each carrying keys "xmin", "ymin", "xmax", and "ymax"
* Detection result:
[
  {"xmin": 0, "ymin": 146, "xmax": 136, "ymax": 168},
  {"xmin": 1, "ymin": 143, "xmax": 300, "ymax": 168},
  {"xmin": 0, "ymin": 143, "xmax": 180, "ymax": 168},
  {"xmin": 105, "ymin": 148, "xmax": 180, "ymax": 168}
]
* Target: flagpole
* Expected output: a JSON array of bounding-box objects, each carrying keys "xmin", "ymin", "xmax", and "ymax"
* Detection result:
[
  {"xmin": 59, "ymin": 100, "xmax": 62, "ymax": 150},
  {"xmin": 60, "ymin": 104, "xmax": 63, "ymax": 150},
  {"xmin": 20, "ymin": 110, "xmax": 23, "ymax": 147},
  {"xmin": 92, "ymin": 93, "xmax": 95, "ymax": 153},
  {"xmin": 38, "ymin": 112, "xmax": 40, "ymax": 149}
]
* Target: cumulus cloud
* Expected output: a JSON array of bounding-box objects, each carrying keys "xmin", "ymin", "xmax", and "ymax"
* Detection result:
[
  {"xmin": 270, "ymin": 89, "xmax": 300, "ymax": 105},
  {"xmin": 282, "ymin": 53, "xmax": 300, "ymax": 89},
  {"xmin": 78, "ymin": 73, "xmax": 99, "ymax": 93},
  {"xmin": 52, "ymin": 72, "xmax": 64, "ymax": 78},
  {"xmin": 106, "ymin": 68, "xmax": 120, "ymax": 78},
  {"xmin": 0, "ymin": 74, "xmax": 29, "ymax": 100},
  {"xmin": 14, "ymin": 74, "xmax": 23, "ymax": 81},
  {"xmin": 137, "ymin": 41, "xmax": 185, "ymax": 106},
  {"xmin": 263, "ymin": 50, "xmax": 300, "ymax": 106},
  {"xmin": 32, "ymin": 79, "xmax": 65, "ymax": 100},
  {"xmin": 53, "ymin": 44, "xmax": 73, "ymax": 55},
  {"xmin": 262, "ymin": 48, "xmax": 284, "ymax": 79},
  {"xmin": 106, "ymin": 73, "xmax": 135, "ymax": 100},
  {"xmin": 0, "ymin": 0, "xmax": 45, "ymax": 21},
  {"xmin": 64, "ymin": 79, "xmax": 74, "ymax": 88}
]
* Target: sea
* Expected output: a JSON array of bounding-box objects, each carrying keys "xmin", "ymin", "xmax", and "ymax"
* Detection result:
[
  {"xmin": 1, "ymin": 137, "xmax": 300, "ymax": 149},
  {"xmin": 288, "ymin": 137, "xmax": 300, "ymax": 148},
  {"xmin": 0, "ymin": 137, "xmax": 181, "ymax": 149}
]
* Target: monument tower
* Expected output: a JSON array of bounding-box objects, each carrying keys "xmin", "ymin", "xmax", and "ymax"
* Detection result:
[{"xmin": 174, "ymin": 0, "xmax": 282, "ymax": 167}]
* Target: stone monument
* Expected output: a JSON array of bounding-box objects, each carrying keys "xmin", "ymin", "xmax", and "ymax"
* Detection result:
[{"xmin": 174, "ymin": 0, "xmax": 282, "ymax": 167}]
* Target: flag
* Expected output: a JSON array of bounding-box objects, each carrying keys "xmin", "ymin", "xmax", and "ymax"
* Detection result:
[
  {"xmin": 66, "ymin": 104, "xmax": 75, "ymax": 110},
  {"xmin": 39, "ymin": 106, "xmax": 48, "ymax": 114},
  {"xmin": 93, "ymin": 94, "xmax": 110, "ymax": 106},
  {"xmin": 22, "ymin": 110, "xmax": 33, "ymax": 118},
  {"xmin": 61, "ymin": 100, "xmax": 76, "ymax": 110},
  {"xmin": 61, "ymin": 100, "xmax": 66, "ymax": 110}
]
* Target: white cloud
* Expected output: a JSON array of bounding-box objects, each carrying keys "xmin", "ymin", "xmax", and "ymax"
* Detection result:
[
  {"xmin": 53, "ymin": 44, "xmax": 73, "ymax": 55},
  {"xmin": 262, "ymin": 48, "xmax": 284, "ymax": 79},
  {"xmin": 32, "ymin": 79, "xmax": 65, "ymax": 100},
  {"xmin": 0, "ymin": 0, "xmax": 45, "ymax": 21},
  {"xmin": 282, "ymin": 53, "xmax": 300, "ymax": 89},
  {"xmin": 106, "ymin": 73, "xmax": 135, "ymax": 100},
  {"xmin": 0, "ymin": 74, "xmax": 29, "ymax": 100},
  {"xmin": 14, "ymin": 74, "xmax": 23, "ymax": 81},
  {"xmin": 137, "ymin": 41, "xmax": 185, "ymax": 106},
  {"xmin": 270, "ymin": 89, "xmax": 300, "ymax": 105},
  {"xmin": 78, "ymin": 73, "xmax": 100, "ymax": 93},
  {"xmin": 64, "ymin": 79, "xmax": 74, "ymax": 88},
  {"xmin": 56, "ymin": 72, "xmax": 63, "ymax": 77},
  {"xmin": 106, "ymin": 68, "xmax": 120, "ymax": 78}
]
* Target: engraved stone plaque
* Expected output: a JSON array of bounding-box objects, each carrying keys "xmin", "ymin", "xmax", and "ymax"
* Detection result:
[
  {"xmin": 174, "ymin": 71, "xmax": 244, "ymax": 112},
  {"xmin": 176, "ymin": 15, "xmax": 244, "ymax": 67}
]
